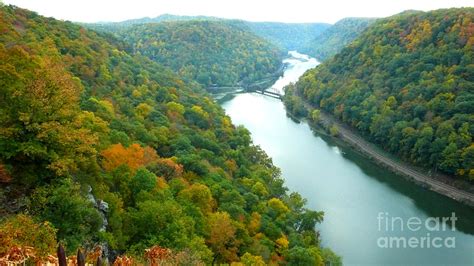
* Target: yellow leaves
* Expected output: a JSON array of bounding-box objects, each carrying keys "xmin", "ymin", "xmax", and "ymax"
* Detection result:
[
  {"xmin": 48, "ymin": 158, "xmax": 77, "ymax": 177},
  {"xmin": 76, "ymin": 111, "xmax": 109, "ymax": 136},
  {"xmin": 254, "ymin": 233, "xmax": 264, "ymax": 240},
  {"xmin": 191, "ymin": 105, "xmax": 210, "ymax": 120},
  {"xmin": 98, "ymin": 99, "xmax": 114, "ymax": 116},
  {"xmin": 132, "ymin": 85, "xmax": 150, "ymax": 99},
  {"xmin": 373, "ymin": 45, "xmax": 383, "ymax": 58},
  {"xmin": 156, "ymin": 177, "xmax": 169, "ymax": 190},
  {"xmin": 0, "ymin": 45, "xmax": 101, "ymax": 177},
  {"xmin": 206, "ymin": 212, "xmax": 238, "ymax": 263},
  {"xmin": 330, "ymin": 125, "xmax": 339, "ymax": 137},
  {"xmin": 178, "ymin": 183, "xmax": 214, "ymax": 213},
  {"xmin": 86, "ymin": 98, "xmax": 115, "ymax": 120},
  {"xmin": 135, "ymin": 102, "xmax": 153, "ymax": 118},
  {"xmin": 220, "ymin": 116, "xmax": 234, "ymax": 137},
  {"xmin": 224, "ymin": 159, "xmax": 238, "ymax": 176},
  {"xmin": 234, "ymin": 252, "xmax": 266, "ymax": 266},
  {"xmin": 100, "ymin": 143, "xmax": 159, "ymax": 172},
  {"xmin": 460, "ymin": 144, "xmax": 474, "ymax": 180},
  {"xmin": 132, "ymin": 89, "xmax": 142, "ymax": 98},
  {"xmin": 247, "ymin": 212, "xmax": 261, "ymax": 235},
  {"xmin": 276, "ymin": 234, "xmax": 289, "ymax": 250},
  {"xmin": 166, "ymin": 101, "xmax": 185, "ymax": 120},
  {"xmin": 405, "ymin": 20, "xmax": 432, "ymax": 50},
  {"xmin": 385, "ymin": 96, "xmax": 398, "ymax": 109},
  {"xmin": 268, "ymin": 198, "xmax": 289, "ymax": 216},
  {"xmin": 34, "ymin": 113, "xmax": 99, "ymax": 176},
  {"xmin": 166, "ymin": 102, "xmax": 185, "ymax": 115},
  {"xmin": 252, "ymin": 182, "xmax": 268, "ymax": 197},
  {"xmin": 29, "ymin": 57, "xmax": 82, "ymax": 121},
  {"xmin": 311, "ymin": 109, "xmax": 321, "ymax": 122}
]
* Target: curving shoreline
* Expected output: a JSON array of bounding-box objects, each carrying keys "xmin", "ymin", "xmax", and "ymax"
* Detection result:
[{"xmin": 301, "ymin": 102, "xmax": 474, "ymax": 208}]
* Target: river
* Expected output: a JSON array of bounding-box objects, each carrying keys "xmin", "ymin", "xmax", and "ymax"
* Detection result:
[{"xmin": 221, "ymin": 51, "xmax": 474, "ymax": 265}]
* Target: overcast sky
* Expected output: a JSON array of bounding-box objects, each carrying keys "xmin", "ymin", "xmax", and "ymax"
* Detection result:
[{"xmin": 3, "ymin": 0, "xmax": 474, "ymax": 24}]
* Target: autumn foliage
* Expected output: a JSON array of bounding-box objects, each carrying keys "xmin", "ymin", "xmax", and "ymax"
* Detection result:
[
  {"xmin": 0, "ymin": 214, "xmax": 57, "ymax": 261},
  {"xmin": 144, "ymin": 246, "xmax": 204, "ymax": 266},
  {"xmin": 0, "ymin": 5, "xmax": 339, "ymax": 265},
  {"xmin": 0, "ymin": 164, "xmax": 11, "ymax": 183},
  {"xmin": 101, "ymin": 143, "xmax": 159, "ymax": 172},
  {"xmin": 206, "ymin": 212, "xmax": 239, "ymax": 262},
  {"xmin": 294, "ymin": 8, "xmax": 474, "ymax": 180}
]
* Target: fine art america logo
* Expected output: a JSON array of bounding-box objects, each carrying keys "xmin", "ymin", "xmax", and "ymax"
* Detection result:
[{"xmin": 377, "ymin": 212, "xmax": 457, "ymax": 249}]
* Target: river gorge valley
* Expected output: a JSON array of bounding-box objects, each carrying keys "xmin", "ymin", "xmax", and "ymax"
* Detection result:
[{"xmin": 222, "ymin": 52, "xmax": 474, "ymax": 265}]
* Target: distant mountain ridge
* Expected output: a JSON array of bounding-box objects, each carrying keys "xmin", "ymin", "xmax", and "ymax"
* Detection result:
[
  {"xmin": 113, "ymin": 20, "xmax": 284, "ymax": 87},
  {"xmin": 242, "ymin": 21, "xmax": 331, "ymax": 51},
  {"xmin": 86, "ymin": 14, "xmax": 331, "ymax": 52},
  {"xmin": 302, "ymin": 17, "xmax": 377, "ymax": 61},
  {"xmin": 90, "ymin": 13, "xmax": 222, "ymax": 26}
]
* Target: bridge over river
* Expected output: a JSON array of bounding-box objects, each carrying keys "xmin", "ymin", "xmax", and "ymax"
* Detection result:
[{"xmin": 208, "ymin": 85, "xmax": 283, "ymax": 100}]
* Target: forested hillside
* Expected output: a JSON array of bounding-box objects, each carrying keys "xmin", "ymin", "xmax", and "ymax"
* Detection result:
[
  {"xmin": 0, "ymin": 5, "xmax": 340, "ymax": 265},
  {"xmin": 302, "ymin": 17, "xmax": 375, "ymax": 61},
  {"xmin": 112, "ymin": 20, "xmax": 283, "ymax": 87},
  {"xmin": 88, "ymin": 15, "xmax": 330, "ymax": 53},
  {"xmin": 295, "ymin": 8, "xmax": 474, "ymax": 180},
  {"xmin": 85, "ymin": 14, "xmax": 220, "ymax": 33}
]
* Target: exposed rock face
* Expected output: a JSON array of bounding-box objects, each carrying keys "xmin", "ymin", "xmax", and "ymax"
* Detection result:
[
  {"xmin": 98, "ymin": 200, "xmax": 109, "ymax": 213},
  {"xmin": 85, "ymin": 185, "xmax": 110, "ymax": 259}
]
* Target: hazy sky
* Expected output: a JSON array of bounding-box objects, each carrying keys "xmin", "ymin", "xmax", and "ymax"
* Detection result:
[{"xmin": 3, "ymin": 0, "xmax": 474, "ymax": 23}]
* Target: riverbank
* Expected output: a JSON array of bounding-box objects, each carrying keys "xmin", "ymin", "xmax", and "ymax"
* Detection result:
[
  {"xmin": 299, "ymin": 101, "xmax": 474, "ymax": 207},
  {"xmin": 225, "ymin": 51, "xmax": 474, "ymax": 264},
  {"xmin": 224, "ymin": 52, "xmax": 474, "ymax": 264}
]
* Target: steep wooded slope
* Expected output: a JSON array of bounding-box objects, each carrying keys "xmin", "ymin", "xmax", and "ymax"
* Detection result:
[
  {"xmin": 0, "ymin": 5, "xmax": 339, "ymax": 264},
  {"xmin": 295, "ymin": 8, "xmax": 474, "ymax": 180},
  {"xmin": 302, "ymin": 17, "xmax": 376, "ymax": 61}
]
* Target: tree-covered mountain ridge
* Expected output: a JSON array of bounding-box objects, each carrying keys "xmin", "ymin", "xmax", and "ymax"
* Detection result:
[
  {"xmin": 0, "ymin": 4, "xmax": 340, "ymax": 265},
  {"xmin": 293, "ymin": 8, "xmax": 474, "ymax": 181},
  {"xmin": 112, "ymin": 20, "xmax": 285, "ymax": 88},
  {"xmin": 86, "ymin": 14, "xmax": 331, "ymax": 55},
  {"xmin": 302, "ymin": 17, "xmax": 377, "ymax": 61}
]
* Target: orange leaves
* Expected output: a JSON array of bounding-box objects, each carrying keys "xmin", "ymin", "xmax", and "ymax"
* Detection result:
[
  {"xmin": 113, "ymin": 255, "xmax": 134, "ymax": 266},
  {"xmin": 0, "ymin": 246, "xmax": 36, "ymax": 265},
  {"xmin": 144, "ymin": 246, "xmax": 172, "ymax": 265},
  {"xmin": 150, "ymin": 157, "xmax": 184, "ymax": 180},
  {"xmin": 86, "ymin": 246, "xmax": 103, "ymax": 264},
  {"xmin": 247, "ymin": 212, "xmax": 261, "ymax": 236},
  {"xmin": 101, "ymin": 143, "xmax": 159, "ymax": 172},
  {"xmin": 0, "ymin": 164, "xmax": 11, "ymax": 183}
]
